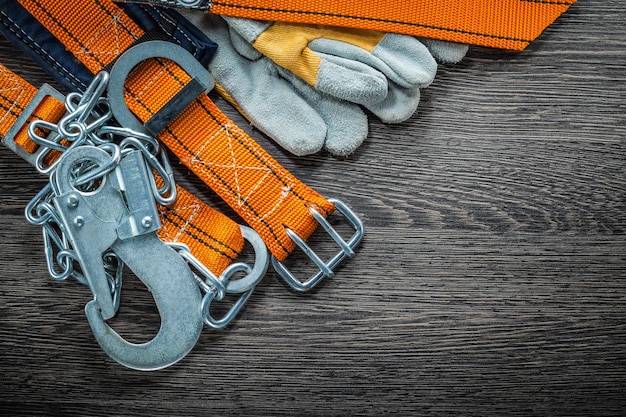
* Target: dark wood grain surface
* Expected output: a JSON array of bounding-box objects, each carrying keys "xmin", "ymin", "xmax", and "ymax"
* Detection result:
[{"xmin": 1, "ymin": 1, "xmax": 625, "ymax": 416}]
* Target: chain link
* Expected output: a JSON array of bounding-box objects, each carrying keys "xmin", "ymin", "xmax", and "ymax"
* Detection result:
[
  {"xmin": 167, "ymin": 242, "xmax": 255, "ymax": 329},
  {"xmin": 25, "ymin": 71, "xmax": 176, "ymax": 315}
]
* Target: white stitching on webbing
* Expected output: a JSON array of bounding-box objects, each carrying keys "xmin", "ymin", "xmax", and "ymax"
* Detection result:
[
  {"xmin": 0, "ymin": 65, "xmax": 25, "ymax": 128},
  {"xmin": 194, "ymin": 123, "xmax": 271, "ymax": 208},
  {"xmin": 75, "ymin": 13, "xmax": 123, "ymax": 58},
  {"xmin": 190, "ymin": 122, "xmax": 296, "ymax": 222},
  {"xmin": 0, "ymin": 11, "xmax": 86, "ymax": 90},
  {"xmin": 158, "ymin": 201, "xmax": 202, "ymax": 243},
  {"xmin": 74, "ymin": 11, "xmax": 139, "ymax": 62}
]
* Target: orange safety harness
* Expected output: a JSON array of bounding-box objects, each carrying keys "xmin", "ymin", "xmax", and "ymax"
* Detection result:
[
  {"xmin": 4, "ymin": 0, "xmax": 363, "ymax": 291},
  {"xmin": 118, "ymin": 0, "xmax": 577, "ymax": 50},
  {"xmin": 0, "ymin": 62, "xmax": 244, "ymax": 276}
]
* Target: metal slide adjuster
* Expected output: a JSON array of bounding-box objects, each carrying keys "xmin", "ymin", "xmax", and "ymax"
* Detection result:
[
  {"xmin": 271, "ymin": 198, "xmax": 364, "ymax": 292},
  {"xmin": 2, "ymin": 84, "xmax": 65, "ymax": 167}
]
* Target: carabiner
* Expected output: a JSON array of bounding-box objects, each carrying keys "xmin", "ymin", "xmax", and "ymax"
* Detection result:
[
  {"xmin": 53, "ymin": 145, "xmax": 203, "ymax": 370},
  {"xmin": 85, "ymin": 233, "xmax": 203, "ymax": 371}
]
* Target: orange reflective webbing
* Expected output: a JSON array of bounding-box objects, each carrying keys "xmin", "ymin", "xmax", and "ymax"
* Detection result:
[
  {"xmin": 0, "ymin": 62, "xmax": 244, "ymax": 274},
  {"xmin": 210, "ymin": 0, "xmax": 576, "ymax": 50},
  {"xmin": 19, "ymin": 0, "xmax": 336, "ymax": 261}
]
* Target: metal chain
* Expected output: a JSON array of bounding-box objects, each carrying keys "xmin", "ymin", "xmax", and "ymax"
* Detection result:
[
  {"xmin": 25, "ymin": 71, "xmax": 176, "ymax": 315},
  {"xmin": 25, "ymin": 70, "xmax": 263, "ymax": 329}
]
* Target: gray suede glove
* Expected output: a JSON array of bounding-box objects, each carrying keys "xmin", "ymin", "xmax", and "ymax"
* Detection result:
[
  {"xmin": 223, "ymin": 16, "xmax": 441, "ymax": 124},
  {"xmin": 183, "ymin": 12, "xmax": 467, "ymax": 156},
  {"xmin": 183, "ymin": 12, "xmax": 368, "ymax": 156}
]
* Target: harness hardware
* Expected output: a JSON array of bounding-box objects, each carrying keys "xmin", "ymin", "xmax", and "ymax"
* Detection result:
[
  {"xmin": 272, "ymin": 198, "xmax": 364, "ymax": 292},
  {"xmin": 4, "ymin": 61, "xmax": 267, "ymax": 370}
]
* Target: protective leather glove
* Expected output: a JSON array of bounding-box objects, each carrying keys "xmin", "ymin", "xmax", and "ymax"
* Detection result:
[
  {"xmin": 183, "ymin": 11, "xmax": 368, "ymax": 156},
  {"xmin": 222, "ymin": 16, "xmax": 440, "ymax": 124},
  {"xmin": 183, "ymin": 13, "xmax": 468, "ymax": 156},
  {"xmin": 419, "ymin": 38, "xmax": 469, "ymax": 64}
]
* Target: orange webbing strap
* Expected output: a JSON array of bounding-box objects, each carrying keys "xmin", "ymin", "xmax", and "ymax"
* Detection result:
[
  {"xmin": 209, "ymin": 0, "xmax": 576, "ymax": 51},
  {"xmin": 158, "ymin": 183, "xmax": 243, "ymax": 274},
  {"xmin": 20, "ymin": 0, "xmax": 336, "ymax": 261},
  {"xmin": 0, "ymin": 62, "xmax": 243, "ymax": 274}
]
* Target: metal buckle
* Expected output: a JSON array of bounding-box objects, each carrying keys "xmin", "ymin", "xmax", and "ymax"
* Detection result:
[
  {"xmin": 2, "ymin": 83, "xmax": 65, "ymax": 167},
  {"xmin": 107, "ymin": 40, "xmax": 214, "ymax": 136},
  {"xmin": 271, "ymin": 198, "xmax": 364, "ymax": 292}
]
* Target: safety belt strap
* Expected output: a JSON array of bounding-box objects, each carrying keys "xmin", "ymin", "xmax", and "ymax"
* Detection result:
[
  {"xmin": 0, "ymin": 1, "xmax": 217, "ymax": 94},
  {"xmin": 116, "ymin": 0, "xmax": 577, "ymax": 51},
  {"xmin": 0, "ymin": 62, "xmax": 244, "ymax": 275},
  {"xmin": 17, "ymin": 0, "xmax": 354, "ymax": 266}
]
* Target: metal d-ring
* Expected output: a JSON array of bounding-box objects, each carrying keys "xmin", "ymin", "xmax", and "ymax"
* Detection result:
[
  {"xmin": 107, "ymin": 40, "xmax": 214, "ymax": 136},
  {"xmin": 200, "ymin": 225, "xmax": 269, "ymax": 328}
]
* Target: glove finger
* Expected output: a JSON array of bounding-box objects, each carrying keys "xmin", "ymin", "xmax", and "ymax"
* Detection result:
[
  {"xmin": 310, "ymin": 34, "xmax": 437, "ymax": 89},
  {"xmin": 364, "ymin": 83, "xmax": 421, "ymax": 124},
  {"xmin": 322, "ymin": 99, "xmax": 369, "ymax": 156},
  {"xmin": 311, "ymin": 50, "xmax": 388, "ymax": 105},
  {"xmin": 278, "ymin": 67, "xmax": 369, "ymax": 156},
  {"xmin": 183, "ymin": 12, "xmax": 327, "ymax": 156},
  {"xmin": 420, "ymin": 38, "xmax": 469, "ymax": 64}
]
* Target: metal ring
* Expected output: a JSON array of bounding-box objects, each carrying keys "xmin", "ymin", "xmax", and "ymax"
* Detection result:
[
  {"xmin": 107, "ymin": 40, "xmax": 214, "ymax": 134},
  {"xmin": 221, "ymin": 225, "xmax": 269, "ymax": 294}
]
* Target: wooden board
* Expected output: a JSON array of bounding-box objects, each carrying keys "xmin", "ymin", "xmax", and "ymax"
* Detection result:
[{"xmin": 0, "ymin": 1, "xmax": 624, "ymax": 415}]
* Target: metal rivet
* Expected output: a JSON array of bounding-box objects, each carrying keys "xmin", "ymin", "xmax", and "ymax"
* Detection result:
[
  {"xmin": 74, "ymin": 216, "xmax": 85, "ymax": 227},
  {"xmin": 142, "ymin": 216, "xmax": 153, "ymax": 228},
  {"xmin": 66, "ymin": 195, "xmax": 79, "ymax": 208}
]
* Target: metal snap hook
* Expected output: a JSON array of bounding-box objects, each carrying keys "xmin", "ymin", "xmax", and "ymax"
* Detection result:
[
  {"xmin": 85, "ymin": 232, "xmax": 204, "ymax": 371},
  {"xmin": 52, "ymin": 145, "xmax": 203, "ymax": 370}
]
